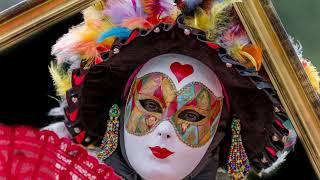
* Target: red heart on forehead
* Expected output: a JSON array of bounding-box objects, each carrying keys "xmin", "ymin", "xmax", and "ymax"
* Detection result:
[{"xmin": 170, "ymin": 62, "xmax": 194, "ymax": 82}]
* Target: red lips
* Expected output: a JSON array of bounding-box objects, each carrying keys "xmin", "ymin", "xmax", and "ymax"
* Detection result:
[{"xmin": 149, "ymin": 146, "xmax": 174, "ymax": 159}]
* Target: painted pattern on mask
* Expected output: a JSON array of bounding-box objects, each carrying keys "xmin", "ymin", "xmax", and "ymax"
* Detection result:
[{"xmin": 125, "ymin": 72, "xmax": 223, "ymax": 147}]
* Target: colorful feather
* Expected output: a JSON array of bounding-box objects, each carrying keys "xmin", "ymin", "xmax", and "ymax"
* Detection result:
[
  {"xmin": 49, "ymin": 62, "xmax": 72, "ymax": 98},
  {"xmin": 105, "ymin": 0, "xmax": 145, "ymax": 25},
  {"xmin": 52, "ymin": 7, "xmax": 115, "ymax": 68},
  {"xmin": 291, "ymin": 37, "xmax": 320, "ymax": 93},
  {"xmin": 218, "ymin": 24, "xmax": 262, "ymax": 70},
  {"xmin": 143, "ymin": 0, "xmax": 179, "ymax": 25},
  {"xmin": 143, "ymin": 0, "xmax": 176, "ymax": 15},
  {"xmin": 185, "ymin": 0, "xmax": 241, "ymax": 40},
  {"xmin": 301, "ymin": 59, "xmax": 320, "ymax": 93},
  {"xmin": 97, "ymin": 27, "xmax": 132, "ymax": 43}
]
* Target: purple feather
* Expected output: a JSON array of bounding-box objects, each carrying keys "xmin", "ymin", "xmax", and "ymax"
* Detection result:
[
  {"xmin": 105, "ymin": 0, "xmax": 145, "ymax": 25},
  {"xmin": 159, "ymin": 0, "xmax": 176, "ymax": 15}
]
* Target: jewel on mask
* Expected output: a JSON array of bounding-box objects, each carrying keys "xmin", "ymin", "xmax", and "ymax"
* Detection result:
[
  {"xmin": 97, "ymin": 104, "xmax": 120, "ymax": 161},
  {"xmin": 170, "ymin": 62, "xmax": 194, "ymax": 82},
  {"xmin": 227, "ymin": 118, "xmax": 250, "ymax": 179}
]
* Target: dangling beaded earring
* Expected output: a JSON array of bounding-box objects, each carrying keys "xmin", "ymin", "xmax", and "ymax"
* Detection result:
[
  {"xmin": 97, "ymin": 104, "xmax": 120, "ymax": 161},
  {"xmin": 227, "ymin": 118, "xmax": 250, "ymax": 180}
]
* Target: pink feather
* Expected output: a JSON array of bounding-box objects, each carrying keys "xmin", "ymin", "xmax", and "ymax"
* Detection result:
[
  {"xmin": 219, "ymin": 24, "xmax": 250, "ymax": 48},
  {"xmin": 143, "ymin": 0, "xmax": 176, "ymax": 17},
  {"xmin": 105, "ymin": 0, "xmax": 145, "ymax": 25}
]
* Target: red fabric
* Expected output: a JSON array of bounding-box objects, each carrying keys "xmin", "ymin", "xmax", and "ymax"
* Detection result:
[
  {"xmin": 75, "ymin": 131, "xmax": 86, "ymax": 144},
  {"xmin": 65, "ymin": 109, "xmax": 78, "ymax": 122},
  {"xmin": 125, "ymin": 30, "xmax": 139, "ymax": 45},
  {"xmin": 0, "ymin": 125, "xmax": 121, "ymax": 180},
  {"xmin": 205, "ymin": 42, "xmax": 220, "ymax": 49},
  {"xmin": 73, "ymin": 73, "xmax": 86, "ymax": 86}
]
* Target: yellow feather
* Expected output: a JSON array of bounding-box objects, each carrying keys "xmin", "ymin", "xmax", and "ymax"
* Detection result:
[
  {"xmin": 185, "ymin": 0, "xmax": 241, "ymax": 40},
  {"xmin": 75, "ymin": 7, "xmax": 115, "ymax": 67},
  {"xmin": 302, "ymin": 59, "xmax": 320, "ymax": 93},
  {"xmin": 239, "ymin": 51, "xmax": 258, "ymax": 70},
  {"xmin": 49, "ymin": 62, "xmax": 72, "ymax": 98},
  {"xmin": 81, "ymin": 7, "xmax": 115, "ymax": 43}
]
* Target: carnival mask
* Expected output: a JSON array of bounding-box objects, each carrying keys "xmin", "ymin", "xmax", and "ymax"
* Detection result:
[{"xmin": 124, "ymin": 54, "xmax": 223, "ymax": 180}]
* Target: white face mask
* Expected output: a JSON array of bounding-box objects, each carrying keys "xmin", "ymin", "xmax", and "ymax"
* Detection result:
[{"xmin": 124, "ymin": 54, "xmax": 223, "ymax": 180}]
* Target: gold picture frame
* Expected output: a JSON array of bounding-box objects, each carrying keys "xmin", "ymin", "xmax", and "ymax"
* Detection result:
[
  {"xmin": 0, "ymin": 0, "xmax": 319, "ymax": 177},
  {"xmin": 234, "ymin": 0, "xmax": 320, "ymax": 177}
]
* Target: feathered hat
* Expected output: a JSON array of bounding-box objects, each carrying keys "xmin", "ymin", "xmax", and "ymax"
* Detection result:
[{"xmin": 48, "ymin": 0, "xmax": 312, "ymax": 179}]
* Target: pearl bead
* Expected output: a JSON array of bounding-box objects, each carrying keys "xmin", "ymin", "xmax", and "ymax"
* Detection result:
[{"xmin": 184, "ymin": 28, "xmax": 191, "ymax": 35}]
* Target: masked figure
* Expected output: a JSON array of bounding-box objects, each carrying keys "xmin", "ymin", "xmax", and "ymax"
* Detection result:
[{"xmin": 46, "ymin": 0, "xmax": 298, "ymax": 179}]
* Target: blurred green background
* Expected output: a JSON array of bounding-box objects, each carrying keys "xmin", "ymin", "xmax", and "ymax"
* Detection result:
[
  {"xmin": 0, "ymin": 0, "xmax": 319, "ymax": 67},
  {"xmin": 273, "ymin": 1, "xmax": 320, "ymax": 68}
]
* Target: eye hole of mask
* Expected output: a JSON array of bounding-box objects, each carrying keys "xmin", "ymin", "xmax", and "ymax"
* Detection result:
[
  {"xmin": 178, "ymin": 110, "xmax": 206, "ymax": 122},
  {"xmin": 139, "ymin": 99, "xmax": 163, "ymax": 113}
]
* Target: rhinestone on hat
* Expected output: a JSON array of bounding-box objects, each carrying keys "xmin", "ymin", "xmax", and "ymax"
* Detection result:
[
  {"xmin": 184, "ymin": 28, "xmax": 191, "ymax": 35},
  {"xmin": 113, "ymin": 47, "xmax": 120, "ymax": 54},
  {"xmin": 226, "ymin": 63, "xmax": 233, "ymax": 68},
  {"xmin": 74, "ymin": 127, "xmax": 80, "ymax": 134},
  {"xmin": 154, "ymin": 27, "xmax": 160, "ymax": 33},
  {"xmin": 71, "ymin": 97, "xmax": 78, "ymax": 103}
]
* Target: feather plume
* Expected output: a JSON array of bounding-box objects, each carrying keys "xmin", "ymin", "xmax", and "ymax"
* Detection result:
[
  {"xmin": 97, "ymin": 27, "xmax": 132, "ymax": 43},
  {"xmin": 122, "ymin": 17, "xmax": 154, "ymax": 29},
  {"xmin": 143, "ymin": 0, "xmax": 178, "ymax": 25},
  {"xmin": 143, "ymin": 0, "xmax": 176, "ymax": 16},
  {"xmin": 301, "ymin": 59, "xmax": 320, "ymax": 93},
  {"xmin": 290, "ymin": 37, "xmax": 320, "ymax": 93},
  {"xmin": 185, "ymin": 0, "xmax": 241, "ymax": 40},
  {"xmin": 219, "ymin": 24, "xmax": 262, "ymax": 70},
  {"xmin": 105, "ymin": 0, "xmax": 145, "ymax": 26},
  {"xmin": 49, "ymin": 61, "xmax": 72, "ymax": 98},
  {"xmin": 260, "ymin": 151, "xmax": 289, "ymax": 176},
  {"xmin": 290, "ymin": 36, "xmax": 303, "ymax": 59},
  {"xmin": 52, "ymin": 7, "xmax": 115, "ymax": 68}
]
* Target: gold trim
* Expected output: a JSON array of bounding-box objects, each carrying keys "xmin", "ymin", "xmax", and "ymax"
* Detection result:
[
  {"xmin": 0, "ymin": 0, "xmax": 98, "ymax": 51},
  {"xmin": 234, "ymin": 0, "xmax": 320, "ymax": 177}
]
